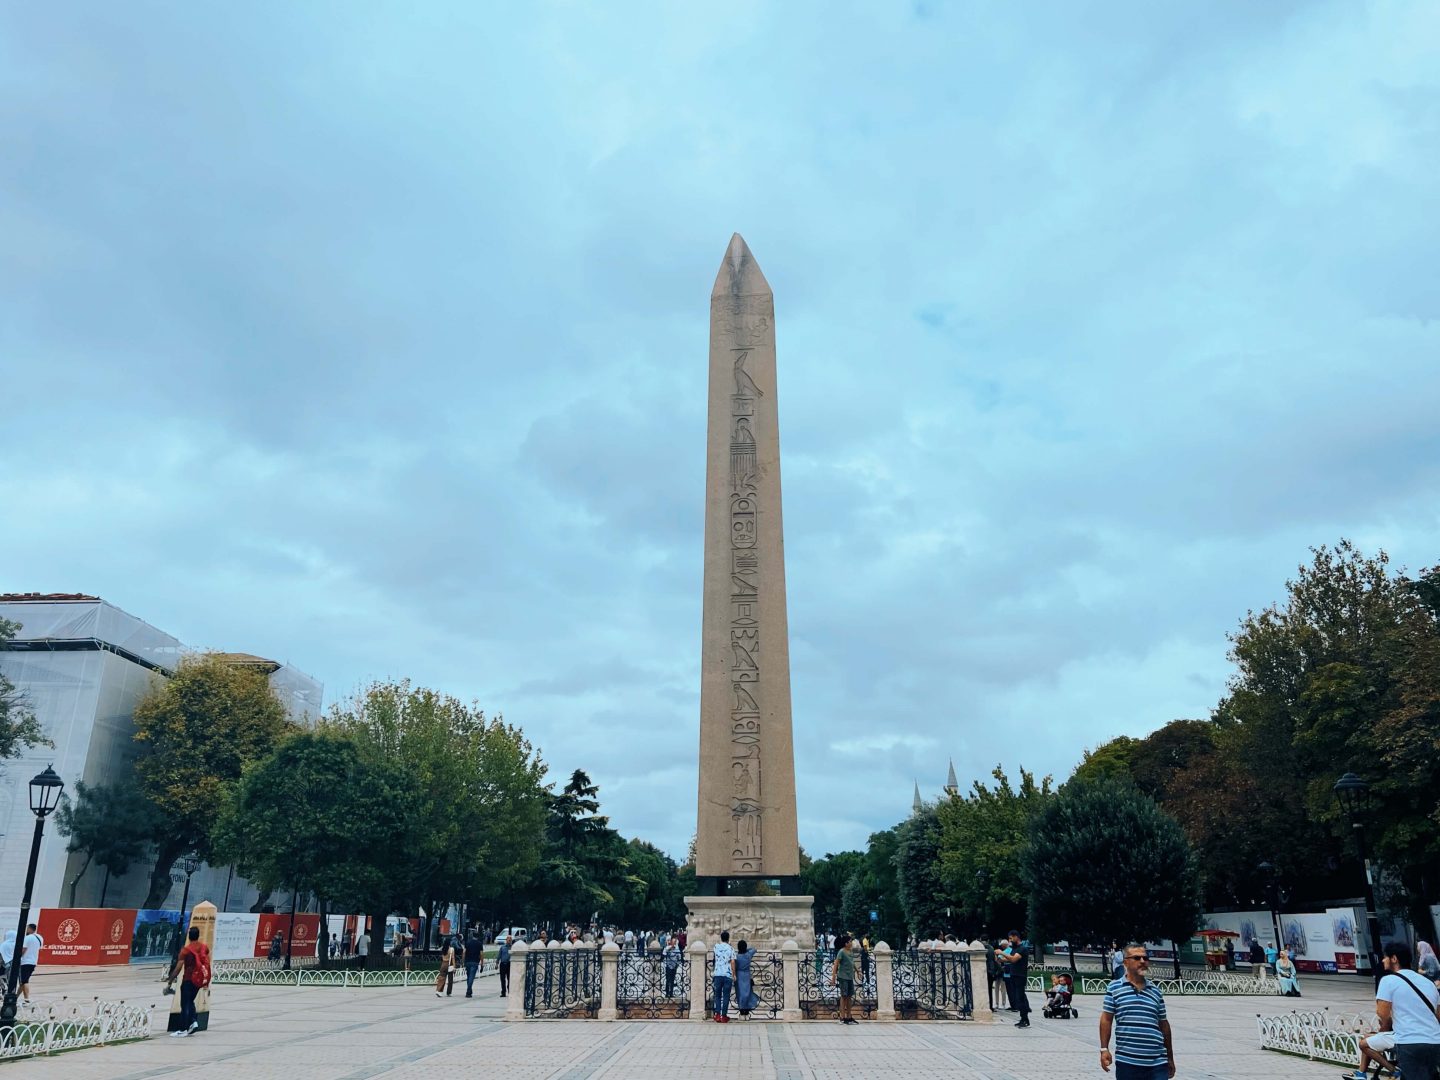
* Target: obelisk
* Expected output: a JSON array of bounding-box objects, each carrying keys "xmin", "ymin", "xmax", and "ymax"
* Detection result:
[{"xmin": 687, "ymin": 234, "xmax": 812, "ymax": 951}]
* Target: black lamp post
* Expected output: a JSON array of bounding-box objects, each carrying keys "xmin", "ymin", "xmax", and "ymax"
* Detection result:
[
  {"xmin": 0, "ymin": 766, "xmax": 65, "ymax": 1030},
  {"xmin": 1257, "ymin": 861, "xmax": 1282, "ymax": 954},
  {"xmin": 168, "ymin": 854, "xmax": 200, "ymax": 966},
  {"xmin": 1334, "ymin": 772, "xmax": 1384, "ymax": 983},
  {"xmin": 283, "ymin": 890, "xmax": 298, "ymax": 972}
]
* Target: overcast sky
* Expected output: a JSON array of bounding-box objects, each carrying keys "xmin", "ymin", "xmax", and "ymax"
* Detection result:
[{"xmin": 4, "ymin": 2, "xmax": 1437, "ymax": 863}]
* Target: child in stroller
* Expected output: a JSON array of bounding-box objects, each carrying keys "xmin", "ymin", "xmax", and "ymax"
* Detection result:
[{"xmin": 1042, "ymin": 974, "xmax": 1077, "ymax": 1019}]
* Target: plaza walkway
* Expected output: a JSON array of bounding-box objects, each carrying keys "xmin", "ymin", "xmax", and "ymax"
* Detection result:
[{"xmin": 8, "ymin": 963, "xmax": 1377, "ymax": 1079}]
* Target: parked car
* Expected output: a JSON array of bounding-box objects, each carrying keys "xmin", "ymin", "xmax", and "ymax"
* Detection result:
[{"xmin": 498, "ymin": 927, "xmax": 528, "ymax": 942}]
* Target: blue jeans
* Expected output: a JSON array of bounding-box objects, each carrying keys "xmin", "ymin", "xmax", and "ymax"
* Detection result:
[
  {"xmin": 1115, "ymin": 1063, "xmax": 1169, "ymax": 1080},
  {"xmin": 465, "ymin": 961, "xmax": 479, "ymax": 995},
  {"xmin": 179, "ymin": 981, "xmax": 199, "ymax": 1030},
  {"xmin": 713, "ymin": 975, "xmax": 732, "ymax": 1016}
]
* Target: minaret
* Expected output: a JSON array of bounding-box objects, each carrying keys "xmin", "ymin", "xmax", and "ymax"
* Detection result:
[
  {"xmin": 913, "ymin": 781, "xmax": 923, "ymax": 815},
  {"xmin": 694, "ymin": 234, "xmax": 800, "ymax": 890},
  {"xmin": 945, "ymin": 759, "xmax": 959, "ymax": 796}
]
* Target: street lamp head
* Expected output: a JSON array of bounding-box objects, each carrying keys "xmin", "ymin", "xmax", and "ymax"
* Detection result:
[
  {"xmin": 1333, "ymin": 772, "xmax": 1370, "ymax": 820},
  {"xmin": 181, "ymin": 854, "xmax": 200, "ymax": 876},
  {"xmin": 28, "ymin": 766, "xmax": 64, "ymax": 818}
]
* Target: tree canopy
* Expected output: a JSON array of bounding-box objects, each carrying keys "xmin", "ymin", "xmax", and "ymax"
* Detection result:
[
  {"xmin": 132, "ymin": 652, "xmax": 294, "ymax": 905},
  {"xmin": 0, "ymin": 618, "xmax": 49, "ymax": 761},
  {"xmin": 56, "ymin": 780, "xmax": 156, "ymax": 905},
  {"xmin": 1023, "ymin": 778, "xmax": 1202, "ymax": 951}
]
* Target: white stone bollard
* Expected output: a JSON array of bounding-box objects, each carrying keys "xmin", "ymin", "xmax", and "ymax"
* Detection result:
[
  {"xmin": 781, "ymin": 939, "xmax": 802, "ymax": 1021},
  {"xmin": 504, "ymin": 942, "xmax": 529, "ymax": 1021},
  {"xmin": 598, "ymin": 942, "xmax": 619, "ymax": 1020},
  {"xmin": 874, "ymin": 941, "xmax": 896, "ymax": 1021},
  {"xmin": 688, "ymin": 939, "xmax": 709, "ymax": 1021}
]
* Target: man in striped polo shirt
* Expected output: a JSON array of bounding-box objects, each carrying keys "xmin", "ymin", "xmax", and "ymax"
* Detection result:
[{"xmin": 1099, "ymin": 944, "xmax": 1176, "ymax": 1079}]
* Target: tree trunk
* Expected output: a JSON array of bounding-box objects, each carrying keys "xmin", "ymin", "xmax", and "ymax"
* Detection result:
[
  {"xmin": 142, "ymin": 838, "xmax": 185, "ymax": 909},
  {"xmin": 250, "ymin": 888, "xmax": 272, "ymax": 914},
  {"xmin": 1172, "ymin": 940, "xmax": 1182, "ymax": 981},
  {"xmin": 1067, "ymin": 943, "xmax": 1076, "ymax": 973},
  {"xmin": 99, "ymin": 866, "xmax": 111, "ymax": 907},
  {"xmin": 68, "ymin": 852, "xmax": 94, "ymax": 906}
]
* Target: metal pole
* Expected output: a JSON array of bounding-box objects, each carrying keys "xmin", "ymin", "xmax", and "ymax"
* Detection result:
[
  {"xmin": 1355, "ymin": 824, "xmax": 1384, "ymax": 985},
  {"xmin": 283, "ymin": 891, "xmax": 297, "ymax": 972},
  {"xmin": 0, "ymin": 817, "xmax": 47, "ymax": 1029},
  {"xmin": 222, "ymin": 866, "xmax": 234, "ymax": 913},
  {"xmin": 171, "ymin": 871, "xmax": 193, "ymax": 966}
]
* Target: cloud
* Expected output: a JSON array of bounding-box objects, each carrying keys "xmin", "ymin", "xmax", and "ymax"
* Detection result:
[{"xmin": 3, "ymin": 0, "xmax": 1438, "ymax": 861}]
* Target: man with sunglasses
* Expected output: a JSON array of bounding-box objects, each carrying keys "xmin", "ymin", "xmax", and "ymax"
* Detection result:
[{"xmin": 1099, "ymin": 945, "xmax": 1176, "ymax": 1079}]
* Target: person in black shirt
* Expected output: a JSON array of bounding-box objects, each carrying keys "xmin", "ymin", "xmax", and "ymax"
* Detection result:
[
  {"xmin": 463, "ymin": 931, "xmax": 483, "ymax": 997},
  {"xmin": 996, "ymin": 931, "xmax": 1032, "ymax": 1027}
]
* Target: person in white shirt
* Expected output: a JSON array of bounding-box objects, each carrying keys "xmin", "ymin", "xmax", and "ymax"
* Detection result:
[
  {"xmin": 711, "ymin": 931, "xmax": 736, "ymax": 1022},
  {"xmin": 1372, "ymin": 941, "xmax": 1440, "ymax": 1080},
  {"xmin": 20, "ymin": 924, "xmax": 43, "ymax": 1001}
]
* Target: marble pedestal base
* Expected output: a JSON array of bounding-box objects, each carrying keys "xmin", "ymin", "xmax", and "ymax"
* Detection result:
[{"xmin": 684, "ymin": 894, "xmax": 815, "ymax": 951}]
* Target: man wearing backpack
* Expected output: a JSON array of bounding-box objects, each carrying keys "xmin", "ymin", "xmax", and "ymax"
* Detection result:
[
  {"xmin": 1371, "ymin": 940, "xmax": 1440, "ymax": 1079},
  {"xmin": 165, "ymin": 927, "xmax": 212, "ymax": 1037}
]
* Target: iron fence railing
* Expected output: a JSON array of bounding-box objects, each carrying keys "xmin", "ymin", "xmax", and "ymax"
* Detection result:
[
  {"xmin": 892, "ymin": 948, "xmax": 973, "ymax": 1019},
  {"xmin": 522, "ymin": 947, "xmax": 601, "ymax": 1018},
  {"xmin": 799, "ymin": 947, "xmax": 877, "ymax": 1019},
  {"xmin": 616, "ymin": 950, "xmax": 690, "ymax": 1018},
  {"xmin": 704, "ymin": 950, "xmax": 784, "ymax": 1019}
]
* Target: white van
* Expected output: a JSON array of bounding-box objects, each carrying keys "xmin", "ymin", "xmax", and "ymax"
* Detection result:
[{"xmin": 498, "ymin": 927, "xmax": 528, "ymax": 942}]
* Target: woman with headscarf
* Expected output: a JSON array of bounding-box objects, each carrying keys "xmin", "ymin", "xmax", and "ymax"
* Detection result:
[
  {"xmin": 1418, "ymin": 941, "xmax": 1440, "ymax": 985},
  {"xmin": 1275, "ymin": 948, "xmax": 1301, "ymax": 997},
  {"xmin": 734, "ymin": 940, "xmax": 760, "ymax": 1019}
]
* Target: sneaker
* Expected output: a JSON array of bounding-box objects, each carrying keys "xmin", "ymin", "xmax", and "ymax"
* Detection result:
[
  {"xmin": 1341, "ymin": 1072, "xmax": 1366, "ymax": 1080},
  {"xmin": 187, "ymin": 1021, "xmax": 200, "ymax": 1034},
  {"xmin": 175, "ymin": 1030, "xmax": 190, "ymax": 1038},
  {"xmin": 1015, "ymin": 1020, "xmax": 1029, "ymax": 1028}
]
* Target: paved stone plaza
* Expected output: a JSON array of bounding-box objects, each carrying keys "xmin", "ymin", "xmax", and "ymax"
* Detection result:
[{"xmin": 9, "ymin": 964, "xmax": 1378, "ymax": 1079}]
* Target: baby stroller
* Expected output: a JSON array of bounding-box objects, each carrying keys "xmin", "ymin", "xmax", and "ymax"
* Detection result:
[{"xmin": 1042, "ymin": 977, "xmax": 1077, "ymax": 1019}]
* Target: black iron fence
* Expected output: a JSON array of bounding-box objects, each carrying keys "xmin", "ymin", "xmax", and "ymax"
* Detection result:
[
  {"xmin": 522, "ymin": 947, "xmax": 601, "ymax": 1018},
  {"xmin": 616, "ymin": 950, "xmax": 690, "ymax": 1019},
  {"xmin": 704, "ymin": 950, "xmax": 784, "ymax": 1019},
  {"xmin": 892, "ymin": 948, "xmax": 974, "ymax": 1020},
  {"xmin": 799, "ymin": 947, "xmax": 877, "ymax": 1019}
]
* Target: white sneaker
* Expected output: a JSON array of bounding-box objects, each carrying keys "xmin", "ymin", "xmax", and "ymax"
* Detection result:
[{"xmin": 187, "ymin": 1021, "xmax": 200, "ymax": 1034}]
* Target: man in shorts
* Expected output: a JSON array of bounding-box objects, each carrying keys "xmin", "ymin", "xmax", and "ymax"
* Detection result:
[
  {"xmin": 830, "ymin": 933, "xmax": 858, "ymax": 1025},
  {"xmin": 1373, "ymin": 941, "xmax": 1440, "ymax": 1079},
  {"xmin": 19, "ymin": 923, "xmax": 42, "ymax": 1002},
  {"xmin": 1343, "ymin": 1029, "xmax": 1396, "ymax": 1079}
]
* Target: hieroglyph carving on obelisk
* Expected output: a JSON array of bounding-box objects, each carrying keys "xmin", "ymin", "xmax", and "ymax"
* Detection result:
[{"xmin": 696, "ymin": 234, "xmax": 800, "ymax": 883}]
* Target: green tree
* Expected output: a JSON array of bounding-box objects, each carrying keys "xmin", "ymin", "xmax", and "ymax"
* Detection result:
[
  {"xmin": 215, "ymin": 729, "xmax": 416, "ymax": 924},
  {"xmin": 524, "ymin": 769, "xmax": 629, "ymax": 925},
  {"xmin": 937, "ymin": 765, "xmax": 1053, "ymax": 936},
  {"xmin": 894, "ymin": 806, "xmax": 948, "ymax": 942},
  {"xmin": 606, "ymin": 839, "xmax": 685, "ymax": 930},
  {"xmin": 55, "ymin": 780, "xmax": 156, "ymax": 905},
  {"xmin": 330, "ymin": 680, "xmax": 549, "ymax": 939},
  {"xmin": 1219, "ymin": 542, "xmax": 1440, "ymax": 933},
  {"xmin": 0, "ymin": 618, "xmax": 49, "ymax": 760},
  {"xmin": 133, "ymin": 653, "xmax": 294, "ymax": 906},
  {"xmin": 803, "ymin": 850, "xmax": 864, "ymax": 934},
  {"xmin": 1023, "ymin": 778, "xmax": 1202, "ymax": 971}
]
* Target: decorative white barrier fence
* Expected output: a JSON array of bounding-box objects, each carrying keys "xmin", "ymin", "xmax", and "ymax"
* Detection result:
[
  {"xmin": 1026, "ymin": 970, "xmax": 1280, "ymax": 995},
  {"xmin": 0, "ymin": 997, "xmax": 153, "ymax": 1061},
  {"xmin": 212, "ymin": 960, "xmax": 439, "ymax": 987},
  {"xmin": 1256, "ymin": 1007, "xmax": 1379, "ymax": 1066}
]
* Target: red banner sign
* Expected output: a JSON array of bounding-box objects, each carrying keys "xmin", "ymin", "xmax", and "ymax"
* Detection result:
[
  {"xmin": 253, "ymin": 912, "xmax": 321, "ymax": 957},
  {"xmin": 36, "ymin": 909, "xmax": 137, "ymax": 965}
]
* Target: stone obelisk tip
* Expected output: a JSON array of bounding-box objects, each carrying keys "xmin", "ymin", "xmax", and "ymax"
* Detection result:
[{"xmin": 712, "ymin": 232, "xmax": 772, "ymax": 298}]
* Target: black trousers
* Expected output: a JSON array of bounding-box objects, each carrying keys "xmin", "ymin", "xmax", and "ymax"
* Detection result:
[
  {"xmin": 1396, "ymin": 1043, "xmax": 1440, "ymax": 1080},
  {"xmin": 499, "ymin": 960, "xmax": 510, "ymax": 996},
  {"xmin": 179, "ymin": 981, "xmax": 199, "ymax": 1029},
  {"xmin": 1006, "ymin": 976, "xmax": 1030, "ymax": 1016}
]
